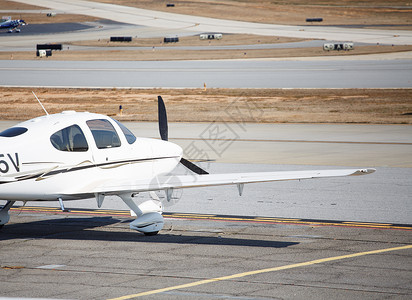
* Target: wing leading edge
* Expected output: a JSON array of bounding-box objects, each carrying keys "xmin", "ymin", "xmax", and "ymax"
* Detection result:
[{"xmin": 69, "ymin": 168, "xmax": 375, "ymax": 196}]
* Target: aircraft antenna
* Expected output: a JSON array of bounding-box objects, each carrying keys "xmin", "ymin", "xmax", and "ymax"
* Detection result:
[{"xmin": 32, "ymin": 91, "xmax": 49, "ymax": 115}]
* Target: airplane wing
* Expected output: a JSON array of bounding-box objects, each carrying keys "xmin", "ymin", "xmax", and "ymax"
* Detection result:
[{"xmin": 70, "ymin": 168, "xmax": 375, "ymax": 196}]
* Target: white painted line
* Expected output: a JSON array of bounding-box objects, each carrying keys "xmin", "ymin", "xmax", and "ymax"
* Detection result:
[{"xmin": 35, "ymin": 264, "xmax": 66, "ymax": 269}]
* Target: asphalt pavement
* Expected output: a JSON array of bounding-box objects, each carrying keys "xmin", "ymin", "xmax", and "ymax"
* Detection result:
[
  {"xmin": 0, "ymin": 211, "xmax": 411, "ymax": 299},
  {"xmin": 1, "ymin": 59, "xmax": 412, "ymax": 88}
]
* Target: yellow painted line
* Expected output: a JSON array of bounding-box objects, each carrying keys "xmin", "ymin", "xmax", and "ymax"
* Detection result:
[
  {"xmin": 389, "ymin": 226, "xmax": 412, "ymax": 230},
  {"xmin": 170, "ymin": 215, "xmax": 394, "ymax": 229},
  {"xmin": 171, "ymin": 214, "xmax": 215, "ymax": 218},
  {"xmin": 173, "ymin": 215, "xmax": 282, "ymax": 223},
  {"xmin": 69, "ymin": 211, "xmax": 128, "ymax": 215},
  {"xmin": 255, "ymin": 217, "xmax": 301, "ymax": 221},
  {"xmin": 17, "ymin": 207, "xmax": 56, "ymax": 211},
  {"xmin": 212, "ymin": 216, "xmax": 251, "ymax": 222},
  {"xmin": 107, "ymin": 245, "xmax": 412, "ymax": 300},
  {"xmin": 338, "ymin": 224, "xmax": 391, "ymax": 229},
  {"xmin": 11, "ymin": 207, "xmax": 129, "ymax": 216},
  {"xmin": 343, "ymin": 222, "xmax": 392, "ymax": 226},
  {"xmin": 11, "ymin": 207, "xmax": 411, "ymax": 230},
  {"xmin": 169, "ymin": 215, "xmax": 248, "ymax": 222}
]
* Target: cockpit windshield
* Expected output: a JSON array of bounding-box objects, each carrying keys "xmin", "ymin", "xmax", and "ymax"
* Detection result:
[{"xmin": 112, "ymin": 119, "xmax": 136, "ymax": 144}]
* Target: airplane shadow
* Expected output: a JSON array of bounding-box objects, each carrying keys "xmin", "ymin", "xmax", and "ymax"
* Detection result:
[{"xmin": 0, "ymin": 216, "xmax": 298, "ymax": 249}]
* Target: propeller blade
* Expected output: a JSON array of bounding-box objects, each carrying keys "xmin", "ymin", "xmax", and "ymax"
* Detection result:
[
  {"xmin": 158, "ymin": 96, "xmax": 168, "ymax": 141},
  {"xmin": 180, "ymin": 157, "xmax": 209, "ymax": 175},
  {"xmin": 157, "ymin": 96, "xmax": 209, "ymax": 175}
]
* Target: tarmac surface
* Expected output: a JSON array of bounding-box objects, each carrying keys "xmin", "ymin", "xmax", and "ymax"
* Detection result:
[
  {"xmin": 1, "ymin": 59, "xmax": 412, "ymax": 88},
  {"xmin": 0, "ymin": 22, "xmax": 93, "ymax": 36},
  {"xmin": 1, "ymin": 211, "xmax": 411, "ymax": 299}
]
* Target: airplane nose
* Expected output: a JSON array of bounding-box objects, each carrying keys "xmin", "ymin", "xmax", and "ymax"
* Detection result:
[
  {"xmin": 152, "ymin": 139, "xmax": 182, "ymax": 159},
  {"xmin": 151, "ymin": 139, "xmax": 182, "ymax": 174},
  {"xmin": 167, "ymin": 141, "xmax": 183, "ymax": 159}
]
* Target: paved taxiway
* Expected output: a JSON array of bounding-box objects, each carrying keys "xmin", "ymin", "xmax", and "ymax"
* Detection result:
[
  {"xmin": 1, "ymin": 211, "xmax": 411, "ymax": 299},
  {"xmin": 1, "ymin": 59, "xmax": 412, "ymax": 88}
]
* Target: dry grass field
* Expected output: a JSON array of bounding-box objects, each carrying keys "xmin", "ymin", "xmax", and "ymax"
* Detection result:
[
  {"xmin": 4, "ymin": 0, "xmax": 412, "ymax": 27},
  {"xmin": 2, "ymin": 0, "xmax": 45, "ymax": 10},
  {"xmin": 2, "ymin": 1, "xmax": 100, "ymax": 24},
  {"xmin": 1, "ymin": 88, "xmax": 411, "ymax": 124},
  {"xmin": 91, "ymin": 0, "xmax": 412, "ymax": 27},
  {"xmin": 69, "ymin": 35, "xmax": 308, "ymax": 47},
  {"xmin": 3, "ymin": 45, "xmax": 412, "ymax": 61}
]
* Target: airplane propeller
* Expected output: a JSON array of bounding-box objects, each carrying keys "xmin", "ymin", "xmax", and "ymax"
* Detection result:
[
  {"xmin": 157, "ymin": 95, "xmax": 168, "ymax": 142},
  {"xmin": 157, "ymin": 96, "xmax": 209, "ymax": 175}
]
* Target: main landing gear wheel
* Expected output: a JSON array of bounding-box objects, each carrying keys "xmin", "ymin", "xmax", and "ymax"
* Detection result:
[{"xmin": 144, "ymin": 231, "xmax": 159, "ymax": 236}]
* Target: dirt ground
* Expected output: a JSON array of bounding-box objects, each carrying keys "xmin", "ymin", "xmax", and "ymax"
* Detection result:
[
  {"xmin": 7, "ymin": 13, "xmax": 101, "ymax": 24},
  {"xmin": 2, "ymin": 0, "xmax": 46, "ymax": 10},
  {"xmin": 1, "ymin": 88, "xmax": 411, "ymax": 124},
  {"xmin": 4, "ymin": 0, "xmax": 412, "ymax": 27},
  {"xmin": 2, "ymin": 1, "xmax": 100, "ymax": 24},
  {"xmin": 69, "ymin": 35, "xmax": 308, "ymax": 48},
  {"xmin": 3, "ymin": 45, "xmax": 412, "ymax": 61},
  {"xmin": 90, "ymin": 0, "xmax": 412, "ymax": 27}
]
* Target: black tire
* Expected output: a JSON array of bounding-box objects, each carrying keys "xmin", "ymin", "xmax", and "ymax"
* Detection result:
[{"xmin": 144, "ymin": 231, "xmax": 159, "ymax": 236}]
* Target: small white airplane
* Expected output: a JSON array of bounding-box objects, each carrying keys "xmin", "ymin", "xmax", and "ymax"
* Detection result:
[
  {"xmin": 0, "ymin": 96, "xmax": 375, "ymax": 235},
  {"xmin": 0, "ymin": 17, "xmax": 26, "ymax": 33}
]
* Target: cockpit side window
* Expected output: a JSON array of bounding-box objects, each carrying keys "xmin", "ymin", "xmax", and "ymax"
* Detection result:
[
  {"xmin": 50, "ymin": 125, "xmax": 89, "ymax": 152},
  {"xmin": 86, "ymin": 119, "xmax": 121, "ymax": 149},
  {"xmin": 0, "ymin": 127, "xmax": 28, "ymax": 137},
  {"xmin": 112, "ymin": 119, "xmax": 136, "ymax": 144}
]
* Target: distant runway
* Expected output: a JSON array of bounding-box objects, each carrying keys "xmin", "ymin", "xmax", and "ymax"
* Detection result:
[{"xmin": 1, "ymin": 59, "xmax": 412, "ymax": 88}]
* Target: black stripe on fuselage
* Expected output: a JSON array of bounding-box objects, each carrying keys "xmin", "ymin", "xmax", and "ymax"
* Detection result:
[{"xmin": 0, "ymin": 156, "xmax": 180, "ymax": 185}]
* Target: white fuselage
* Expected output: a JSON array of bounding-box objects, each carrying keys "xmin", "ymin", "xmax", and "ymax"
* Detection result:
[{"xmin": 0, "ymin": 111, "xmax": 183, "ymax": 202}]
